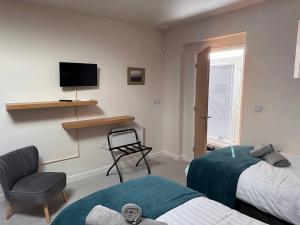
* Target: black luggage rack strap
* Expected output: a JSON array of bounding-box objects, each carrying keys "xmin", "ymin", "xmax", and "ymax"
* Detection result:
[{"xmin": 106, "ymin": 128, "xmax": 152, "ymax": 183}]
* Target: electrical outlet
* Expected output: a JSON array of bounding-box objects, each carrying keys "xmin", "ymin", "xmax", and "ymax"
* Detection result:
[{"xmin": 255, "ymin": 104, "xmax": 263, "ymax": 113}]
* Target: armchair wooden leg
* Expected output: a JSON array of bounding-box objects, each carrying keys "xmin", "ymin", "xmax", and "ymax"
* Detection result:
[
  {"xmin": 43, "ymin": 203, "xmax": 51, "ymax": 224},
  {"xmin": 61, "ymin": 191, "xmax": 68, "ymax": 202},
  {"xmin": 5, "ymin": 202, "xmax": 14, "ymax": 220}
]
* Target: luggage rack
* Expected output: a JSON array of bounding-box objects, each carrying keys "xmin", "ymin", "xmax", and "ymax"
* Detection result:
[{"xmin": 106, "ymin": 128, "xmax": 152, "ymax": 183}]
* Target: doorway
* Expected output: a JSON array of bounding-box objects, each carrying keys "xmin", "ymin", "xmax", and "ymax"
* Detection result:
[
  {"xmin": 180, "ymin": 33, "xmax": 246, "ymax": 160},
  {"xmin": 191, "ymin": 33, "xmax": 246, "ymax": 158},
  {"xmin": 207, "ymin": 47, "xmax": 245, "ymax": 147}
]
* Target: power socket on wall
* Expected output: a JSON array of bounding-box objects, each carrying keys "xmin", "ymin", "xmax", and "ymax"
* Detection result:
[{"xmin": 255, "ymin": 104, "xmax": 263, "ymax": 113}]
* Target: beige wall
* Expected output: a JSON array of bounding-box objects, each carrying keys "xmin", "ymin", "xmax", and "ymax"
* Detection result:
[
  {"xmin": 0, "ymin": 0, "xmax": 163, "ymax": 186},
  {"xmin": 163, "ymin": 0, "xmax": 300, "ymax": 160}
]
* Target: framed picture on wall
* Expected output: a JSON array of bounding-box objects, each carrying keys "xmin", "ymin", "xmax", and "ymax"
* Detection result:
[{"xmin": 127, "ymin": 67, "xmax": 145, "ymax": 85}]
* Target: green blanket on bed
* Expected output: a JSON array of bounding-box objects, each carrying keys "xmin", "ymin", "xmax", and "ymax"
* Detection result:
[
  {"xmin": 187, "ymin": 145, "xmax": 260, "ymax": 208},
  {"xmin": 51, "ymin": 176, "xmax": 202, "ymax": 225}
]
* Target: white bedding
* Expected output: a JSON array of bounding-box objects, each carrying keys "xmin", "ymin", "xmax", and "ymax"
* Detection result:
[
  {"xmin": 157, "ymin": 197, "xmax": 266, "ymax": 225},
  {"xmin": 237, "ymin": 153, "xmax": 300, "ymax": 224},
  {"xmin": 185, "ymin": 153, "xmax": 300, "ymax": 224}
]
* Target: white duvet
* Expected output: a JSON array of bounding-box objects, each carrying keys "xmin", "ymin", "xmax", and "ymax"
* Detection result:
[
  {"xmin": 237, "ymin": 153, "xmax": 300, "ymax": 224},
  {"xmin": 185, "ymin": 153, "xmax": 300, "ymax": 225},
  {"xmin": 157, "ymin": 197, "xmax": 266, "ymax": 225}
]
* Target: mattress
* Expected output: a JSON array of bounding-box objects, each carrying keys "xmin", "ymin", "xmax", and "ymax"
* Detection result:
[
  {"xmin": 185, "ymin": 153, "xmax": 300, "ymax": 225},
  {"xmin": 157, "ymin": 197, "xmax": 266, "ymax": 225}
]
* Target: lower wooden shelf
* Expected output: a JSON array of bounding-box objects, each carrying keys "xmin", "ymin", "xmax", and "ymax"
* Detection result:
[{"xmin": 62, "ymin": 115, "xmax": 135, "ymax": 130}]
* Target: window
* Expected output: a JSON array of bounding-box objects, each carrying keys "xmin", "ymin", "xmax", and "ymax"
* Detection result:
[{"xmin": 207, "ymin": 48, "xmax": 244, "ymax": 146}]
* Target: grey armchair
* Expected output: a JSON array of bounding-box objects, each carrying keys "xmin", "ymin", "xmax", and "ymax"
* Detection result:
[{"xmin": 0, "ymin": 146, "xmax": 67, "ymax": 224}]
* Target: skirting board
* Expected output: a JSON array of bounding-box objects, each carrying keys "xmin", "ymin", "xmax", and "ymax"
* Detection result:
[
  {"xmin": 182, "ymin": 155, "xmax": 193, "ymax": 162},
  {"xmin": 67, "ymin": 151, "xmax": 172, "ymax": 183},
  {"xmin": 159, "ymin": 151, "xmax": 181, "ymax": 161}
]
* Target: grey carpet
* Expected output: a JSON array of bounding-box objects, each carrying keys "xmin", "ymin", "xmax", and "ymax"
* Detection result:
[{"xmin": 0, "ymin": 156, "xmax": 188, "ymax": 225}]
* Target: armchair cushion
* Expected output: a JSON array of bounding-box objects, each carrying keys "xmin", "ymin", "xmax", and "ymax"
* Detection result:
[
  {"xmin": 9, "ymin": 172, "xmax": 66, "ymax": 205},
  {"xmin": 0, "ymin": 146, "xmax": 38, "ymax": 200}
]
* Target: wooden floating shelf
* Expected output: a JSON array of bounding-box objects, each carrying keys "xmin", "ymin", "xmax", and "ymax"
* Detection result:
[
  {"xmin": 62, "ymin": 115, "xmax": 135, "ymax": 130},
  {"xmin": 6, "ymin": 100, "xmax": 98, "ymax": 111}
]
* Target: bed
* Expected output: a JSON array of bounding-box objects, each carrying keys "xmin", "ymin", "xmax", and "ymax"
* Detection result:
[
  {"xmin": 185, "ymin": 147, "xmax": 300, "ymax": 225},
  {"xmin": 157, "ymin": 197, "xmax": 265, "ymax": 225},
  {"xmin": 51, "ymin": 176, "xmax": 265, "ymax": 225}
]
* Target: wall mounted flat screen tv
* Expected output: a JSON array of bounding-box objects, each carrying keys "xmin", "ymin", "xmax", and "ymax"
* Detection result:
[{"xmin": 60, "ymin": 62, "xmax": 98, "ymax": 87}]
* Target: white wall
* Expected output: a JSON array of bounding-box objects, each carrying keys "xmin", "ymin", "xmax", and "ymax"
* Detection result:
[
  {"xmin": 0, "ymin": 0, "xmax": 163, "ymax": 183},
  {"xmin": 1, "ymin": 0, "xmax": 300, "ymax": 188},
  {"xmin": 163, "ymin": 0, "xmax": 300, "ymax": 159}
]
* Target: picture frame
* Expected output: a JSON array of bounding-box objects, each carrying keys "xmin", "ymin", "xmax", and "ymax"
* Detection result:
[{"xmin": 127, "ymin": 67, "xmax": 145, "ymax": 85}]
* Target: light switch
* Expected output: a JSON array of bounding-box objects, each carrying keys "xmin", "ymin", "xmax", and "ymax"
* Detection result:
[{"xmin": 255, "ymin": 104, "xmax": 263, "ymax": 113}]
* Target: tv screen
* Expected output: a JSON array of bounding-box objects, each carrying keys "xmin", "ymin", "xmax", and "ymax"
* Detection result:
[{"xmin": 60, "ymin": 62, "xmax": 98, "ymax": 87}]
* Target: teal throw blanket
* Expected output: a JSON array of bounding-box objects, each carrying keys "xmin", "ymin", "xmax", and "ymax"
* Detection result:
[
  {"xmin": 187, "ymin": 145, "xmax": 260, "ymax": 208},
  {"xmin": 52, "ymin": 176, "xmax": 202, "ymax": 225}
]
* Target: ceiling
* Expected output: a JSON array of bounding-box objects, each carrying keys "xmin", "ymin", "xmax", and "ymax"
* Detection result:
[{"xmin": 15, "ymin": 0, "xmax": 268, "ymax": 28}]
